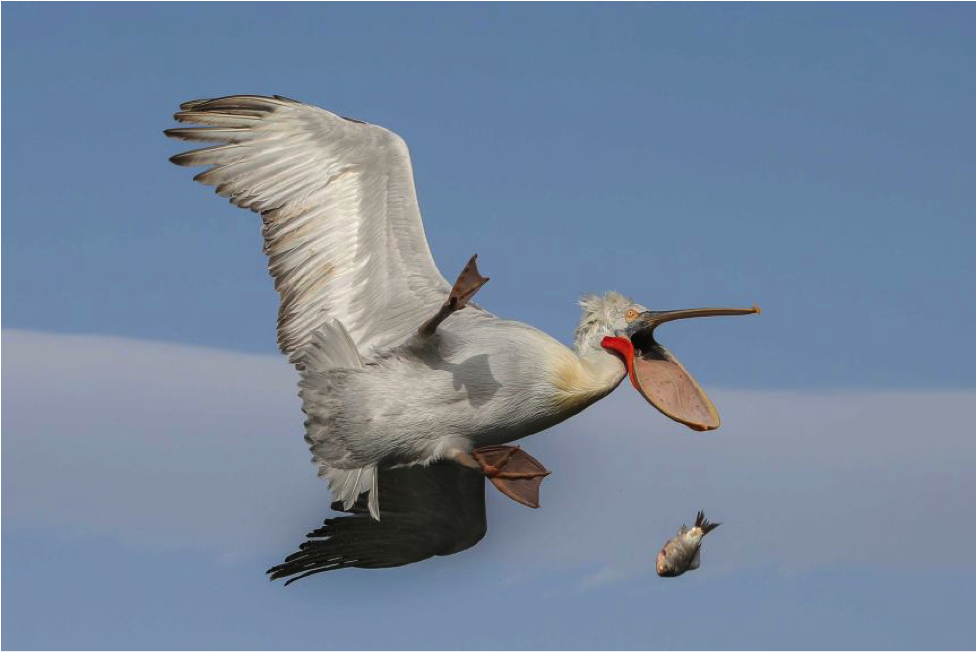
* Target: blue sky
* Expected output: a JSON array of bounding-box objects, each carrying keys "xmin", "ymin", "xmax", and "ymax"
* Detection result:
[{"xmin": 2, "ymin": 4, "xmax": 974, "ymax": 650}]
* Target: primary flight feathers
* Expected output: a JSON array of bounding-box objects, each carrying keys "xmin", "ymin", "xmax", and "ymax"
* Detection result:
[{"xmin": 167, "ymin": 95, "xmax": 450, "ymax": 359}]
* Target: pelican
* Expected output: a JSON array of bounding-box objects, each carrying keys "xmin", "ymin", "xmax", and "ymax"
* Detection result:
[{"xmin": 166, "ymin": 95, "xmax": 758, "ymax": 582}]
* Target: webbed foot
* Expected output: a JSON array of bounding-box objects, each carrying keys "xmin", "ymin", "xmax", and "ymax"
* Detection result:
[
  {"xmin": 472, "ymin": 445, "xmax": 550, "ymax": 508},
  {"xmin": 418, "ymin": 254, "xmax": 489, "ymax": 336}
]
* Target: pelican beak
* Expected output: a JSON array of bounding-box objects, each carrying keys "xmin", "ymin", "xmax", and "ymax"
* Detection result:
[{"xmin": 601, "ymin": 306, "xmax": 760, "ymax": 431}]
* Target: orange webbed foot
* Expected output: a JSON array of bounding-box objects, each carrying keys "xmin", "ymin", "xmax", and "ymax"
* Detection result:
[{"xmin": 472, "ymin": 445, "xmax": 550, "ymax": 508}]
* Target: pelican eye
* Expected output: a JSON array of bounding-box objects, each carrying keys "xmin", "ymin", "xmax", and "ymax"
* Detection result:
[{"xmin": 625, "ymin": 308, "xmax": 639, "ymax": 322}]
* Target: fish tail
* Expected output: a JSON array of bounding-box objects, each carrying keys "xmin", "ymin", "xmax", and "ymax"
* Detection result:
[{"xmin": 695, "ymin": 510, "xmax": 721, "ymax": 534}]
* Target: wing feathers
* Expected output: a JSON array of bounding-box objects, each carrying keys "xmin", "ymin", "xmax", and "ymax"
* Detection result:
[
  {"xmin": 267, "ymin": 463, "xmax": 487, "ymax": 584},
  {"xmin": 170, "ymin": 143, "xmax": 244, "ymax": 167},
  {"xmin": 163, "ymin": 127, "xmax": 252, "ymax": 143},
  {"xmin": 167, "ymin": 94, "xmax": 450, "ymax": 356}
]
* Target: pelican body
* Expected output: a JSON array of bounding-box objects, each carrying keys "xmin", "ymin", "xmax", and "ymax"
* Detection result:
[
  {"xmin": 299, "ymin": 300, "xmax": 625, "ymax": 508},
  {"xmin": 166, "ymin": 95, "xmax": 758, "ymax": 581}
]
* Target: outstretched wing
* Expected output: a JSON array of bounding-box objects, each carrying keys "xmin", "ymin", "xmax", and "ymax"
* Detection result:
[
  {"xmin": 267, "ymin": 462, "xmax": 487, "ymax": 585},
  {"xmin": 166, "ymin": 95, "xmax": 450, "ymax": 357}
]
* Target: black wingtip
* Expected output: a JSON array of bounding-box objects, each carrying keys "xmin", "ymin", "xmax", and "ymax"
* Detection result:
[
  {"xmin": 179, "ymin": 98, "xmax": 214, "ymax": 111},
  {"xmin": 267, "ymin": 463, "xmax": 488, "ymax": 585}
]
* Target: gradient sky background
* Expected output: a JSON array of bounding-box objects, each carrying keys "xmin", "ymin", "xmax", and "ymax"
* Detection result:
[{"xmin": 2, "ymin": 3, "xmax": 974, "ymax": 650}]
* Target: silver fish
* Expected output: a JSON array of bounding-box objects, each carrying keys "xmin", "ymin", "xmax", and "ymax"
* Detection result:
[{"xmin": 656, "ymin": 510, "xmax": 720, "ymax": 578}]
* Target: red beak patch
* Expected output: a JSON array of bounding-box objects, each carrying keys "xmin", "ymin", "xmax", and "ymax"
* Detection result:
[{"xmin": 600, "ymin": 336, "xmax": 639, "ymax": 390}]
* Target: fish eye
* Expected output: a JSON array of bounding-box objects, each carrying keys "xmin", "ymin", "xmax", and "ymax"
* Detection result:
[{"xmin": 625, "ymin": 308, "xmax": 639, "ymax": 322}]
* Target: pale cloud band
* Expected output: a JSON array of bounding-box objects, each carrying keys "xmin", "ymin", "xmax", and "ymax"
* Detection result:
[{"xmin": 3, "ymin": 329, "xmax": 973, "ymax": 585}]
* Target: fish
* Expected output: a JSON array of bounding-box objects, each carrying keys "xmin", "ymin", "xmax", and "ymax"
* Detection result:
[{"xmin": 656, "ymin": 510, "xmax": 720, "ymax": 578}]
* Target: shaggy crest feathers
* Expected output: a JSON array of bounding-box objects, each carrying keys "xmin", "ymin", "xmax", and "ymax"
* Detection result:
[{"xmin": 573, "ymin": 291, "xmax": 635, "ymax": 352}]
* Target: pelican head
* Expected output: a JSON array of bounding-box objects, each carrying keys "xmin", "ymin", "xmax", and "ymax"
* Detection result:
[{"xmin": 575, "ymin": 291, "xmax": 759, "ymax": 432}]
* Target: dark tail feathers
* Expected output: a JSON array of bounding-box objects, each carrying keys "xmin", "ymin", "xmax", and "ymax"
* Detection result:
[{"xmin": 695, "ymin": 510, "xmax": 721, "ymax": 534}]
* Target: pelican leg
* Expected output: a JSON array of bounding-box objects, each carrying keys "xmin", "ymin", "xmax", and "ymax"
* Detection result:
[
  {"xmin": 453, "ymin": 445, "xmax": 550, "ymax": 508},
  {"xmin": 418, "ymin": 254, "xmax": 489, "ymax": 337}
]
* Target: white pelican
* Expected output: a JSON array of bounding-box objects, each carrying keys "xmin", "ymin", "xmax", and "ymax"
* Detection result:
[{"xmin": 166, "ymin": 95, "xmax": 758, "ymax": 582}]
